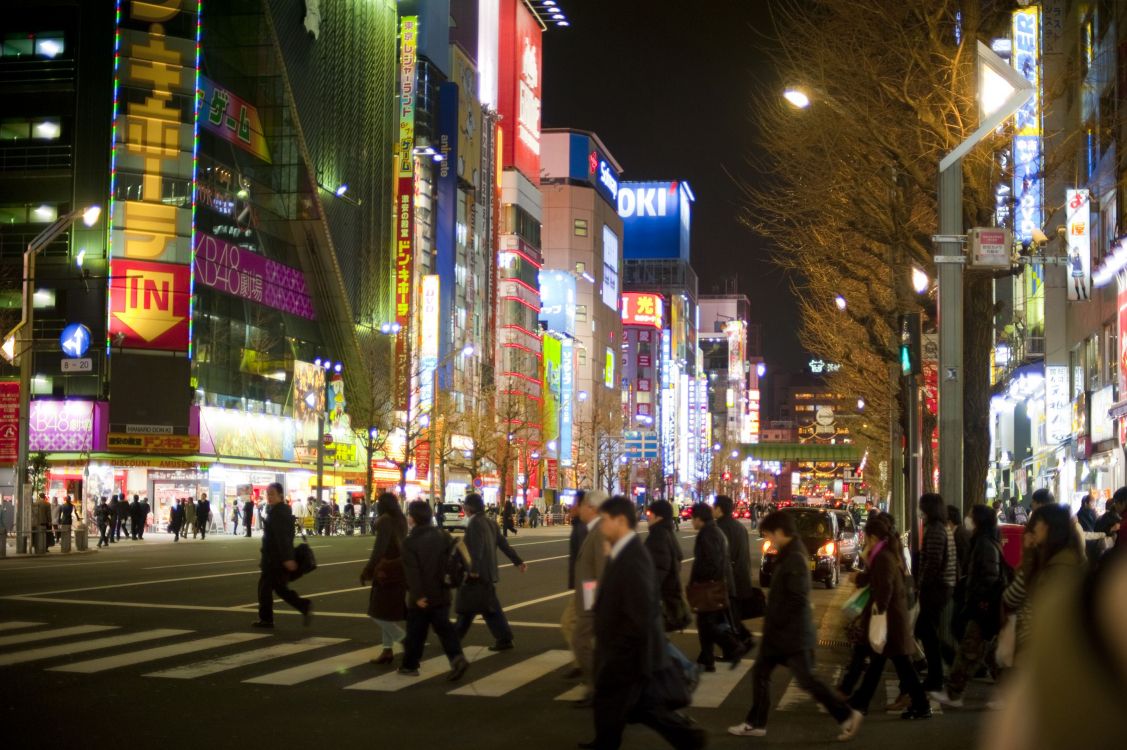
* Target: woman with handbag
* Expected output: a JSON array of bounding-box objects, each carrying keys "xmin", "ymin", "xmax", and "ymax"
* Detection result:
[
  {"xmin": 687, "ymin": 503, "xmax": 748, "ymax": 672},
  {"xmin": 360, "ymin": 493, "xmax": 409, "ymax": 665},
  {"xmin": 845, "ymin": 515, "xmax": 931, "ymax": 720}
]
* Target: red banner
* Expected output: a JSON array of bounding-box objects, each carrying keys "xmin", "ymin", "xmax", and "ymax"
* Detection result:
[
  {"xmin": 395, "ymin": 177, "xmax": 414, "ymax": 410},
  {"xmin": 0, "ymin": 381, "xmax": 18, "ymax": 463},
  {"xmin": 108, "ymin": 259, "xmax": 191, "ymax": 351},
  {"xmin": 415, "ymin": 437, "xmax": 430, "ymax": 485}
]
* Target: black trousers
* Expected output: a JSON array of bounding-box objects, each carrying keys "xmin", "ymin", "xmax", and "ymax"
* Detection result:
[
  {"xmin": 402, "ymin": 604, "xmax": 463, "ymax": 670},
  {"xmin": 198, "ymin": 520, "xmax": 207, "ymax": 540},
  {"xmin": 592, "ymin": 678, "xmax": 702, "ymax": 750},
  {"xmin": 915, "ymin": 588, "xmax": 949, "ymax": 691},
  {"xmin": 695, "ymin": 610, "xmax": 741, "ymax": 667},
  {"xmin": 257, "ymin": 569, "xmax": 308, "ymax": 623},
  {"xmin": 745, "ymin": 646, "xmax": 851, "ymax": 728},
  {"xmin": 97, "ymin": 523, "xmax": 109, "ymax": 546},
  {"xmin": 849, "ymin": 652, "xmax": 928, "ymax": 714}
]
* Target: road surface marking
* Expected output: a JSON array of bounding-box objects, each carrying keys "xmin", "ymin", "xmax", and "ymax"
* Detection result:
[
  {"xmin": 448, "ymin": 649, "xmax": 573, "ymax": 697},
  {"xmin": 504, "ymin": 591, "xmax": 571, "ymax": 612},
  {"xmin": 554, "ymin": 684, "xmax": 587, "ymax": 702},
  {"xmin": 143, "ymin": 558, "xmax": 257, "ymax": 570},
  {"xmin": 345, "ymin": 645, "xmax": 495, "ymax": 692},
  {"xmin": 522, "ymin": 554, "xmax": 571, "ymax": 565},
  {"xmin": 148, "ymin": 637, "xmax": 349, "ymax": 679},
  {"xmin": 692, "ymin": 659, "xmax": 755, "ymax": 708},
  {"xmin": 0, "ymin": 624, "xmax": 117, "ymax": 648},
  {"xmin": 506, "ymin": 538, "xmax": 571, "ymax": 548},
  {"xmin": 49, "ymin": 631, "xmax": 268, "ymax": 673},
  {"xmin": 0, "ymin": 628, "xmax": 187, "ymax": 667},
  {"xmin": 0, "ymin": 559, "xmax": 127, "ymax": 570},
  {"xmin": 244, "ymin": 646, "xmax": 379, "ymax": 685},
  {"xmin": 0, "ymin": 621, "xmax": 43, "ymax": 632}
]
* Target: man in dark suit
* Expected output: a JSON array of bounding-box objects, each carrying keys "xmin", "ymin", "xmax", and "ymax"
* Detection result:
[
  {"xmin": 196, "ymin": 494, "xmax": 211, "ymax": 540},
  {"xmin": 728, "ymin": 510, "xmax": 862, "ymax": 741},
  {"xmin": 455, "ymin": 493, "xmax": 526, "ymax": 650},
  {"xmin": 253, "ymin": 483, "xmax": 311, "ymax": 628},
  {"xmin": 715, "ymin": 495, "xmax": 758, "ymax": 648},
  {"xmin": 138, "ymin": 496, "xmax": 150, "ymax": 539},
  {"xmin": 581, "ymin": 496, "xmax": 704, "ymax": 750},
  {"xmin": 243, "ymin": 497, "xmax": 255, "ymax": 537},
  {"xmin": 129, "ymin": 495, "xmax": 142, "ymax": 540},
  {"xmin": 398, "ymin": 501, "xmax": 469, "ymax": 680}
]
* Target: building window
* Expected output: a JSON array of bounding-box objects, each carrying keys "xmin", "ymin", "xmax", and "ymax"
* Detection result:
[
  {"xmin": 573, "ymin": 219, "xmax": 588, "ymax": 237},
  {"xmin": 2, "ymin": 31, "xmax": 64, "ymax": 58},
  {"xmin": 575, "ymin": 304, "xmax": 587, "ymax": 323},
  {"xmin": 1, "ymin": 117, "xmax": 61, "ymax": 141},
  {"xmin": 574, "ymin": 261, "xmax": 585, "ymax": 274},
  {"xmin": 578, "ymin": 349, "xmax": 587, "ymax": 367},
  {"xmin": 0, "ymin": 203, "xmax": 58, "ymax": 224}
]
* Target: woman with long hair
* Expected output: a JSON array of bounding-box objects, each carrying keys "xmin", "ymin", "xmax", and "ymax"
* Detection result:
[
  {"xmin": 360, "ymin": 492, "xmax": 409, "ymax": 665},
  {"xmin": 916, "ymin": 493, "xmax": 956, "ymax": 693}
]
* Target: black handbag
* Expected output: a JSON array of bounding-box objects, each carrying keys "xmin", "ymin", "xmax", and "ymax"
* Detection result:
[
  {"xmin": 455, "ymin": 578, "xmax": 497, "ymax": 615},
  {"xmin": 736, "ymin": 588, "xmax": 767, "ymax": 619},
  {"xmin": 662, "ymin": 594, "xmax": 693, "ymax": 632},
  {"xmin": 290, "ymin": 542, "xmax": 317, "ymax": 581}
]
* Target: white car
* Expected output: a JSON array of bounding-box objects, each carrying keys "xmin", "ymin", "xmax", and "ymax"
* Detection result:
[{"xmin": 437, "ymin": 503, "xmax": 469, "ymax": 531}]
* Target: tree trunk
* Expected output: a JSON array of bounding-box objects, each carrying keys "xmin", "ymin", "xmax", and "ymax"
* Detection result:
[{"xmin": 963, "ymin": 274, "xmax": 994, "ymax": 512}]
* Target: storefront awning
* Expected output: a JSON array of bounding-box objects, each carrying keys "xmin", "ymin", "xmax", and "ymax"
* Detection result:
[{"xmin": 737, "ymin": 442, "xmax": 863, "ymax": 462}]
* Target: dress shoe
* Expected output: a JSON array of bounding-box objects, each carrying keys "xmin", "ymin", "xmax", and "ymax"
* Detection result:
[
  {"xmin": 885, "ymin": 693, "xmax": 912, "ymax": 713},
  {"xmin": 370, "ymin": 649, "xmax": 394, "ymax": 665},
  {"xmin": 572, "ymin": 695, "xmax": 594, "ymax": 708},
  {"xmin": 727, "ymin": 642, "xmax": 751, "ymax": 670},
  {"xmin": 488, "ymin": 640, "xmax": 514, "ymax": 651},
  {"xmin": 900, "ymin": 706, "xmax": 933, "ymax": 720},
  {"xmin": 251, "ymin": 620, "xmax": 274, "ymax": 629},
  {"xmin": 302, "ymin": 602, "xmax": 314, "ymax": 627},
  {"xmin": 397, "ymin": 667, "xmax": 420, "ymax": 677},
  {"xmin": 563, "ymin": 666, "xmax": 583, "ymax": 679},
  {"xmin": 447, "ymin": 655, "xmax": 469, "ymax": 682}
]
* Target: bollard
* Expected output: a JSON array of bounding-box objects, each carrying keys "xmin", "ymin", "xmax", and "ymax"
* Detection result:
[
  {"xmin": 60, "ymin": 524, "xmax": 72, "ymax": 553},
  {"xmin": 75, "ymin": 524, "xmax": 88, "ymax": 552},
  {"xmin": 32, "ymin": 526, "xmax": 46, "ymax": 555}
]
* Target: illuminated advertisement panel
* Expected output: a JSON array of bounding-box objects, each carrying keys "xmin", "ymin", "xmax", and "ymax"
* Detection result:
[
  {"xmin": 1012, "ymin": 7, "xmax": 1042, "ymax": 247},
  {"xmin": 199, "ymin": 75, "xmax": 270, "ymax": 162},
  {"xmin": 560, "ymin": 339, "xmax": 574, "ymax": 466},
  {"xmin": 1066, "ymin": 189, "xmax": 1091, "ymax": 301},
  {"xmin": 542, "ymin": 335, "xmax": 561, "ymax": 458},
  {"xmin": 661, "ymin": 331, "xmax": 676, "ymax": 477},
  {"xmin": 497, "ymin": 0, "xmax": 542, "ymax": 183},
  {"xmin": 602, "ymin": 225, "xmax": 619, "ymax": 309},
  {"xmin": 108, "ymin": 0, "xmax": 199, "ymax": 353},
  {"xmin": 395, "ymin": 15, "xmax": 419, "ymax": 410},
  {"xmin": 538, "ymin": 270, "xmax": 577, "ymax": 335},
  {"xmin": 604, "ymin": 347, "xmax": 615, "ymax": 389},
  {"xmin": 617, "ymin": 181, "xmax": 694, "ymax": 261},
  {"xmin": 621, "ymin": 292, "xmax": 664, "ymax": 328},
  {"xmin": 419, "ymin": 275, "xmax": 440, "ymax": 414}
]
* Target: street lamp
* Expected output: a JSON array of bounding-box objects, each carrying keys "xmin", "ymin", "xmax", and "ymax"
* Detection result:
[
  {"xmin": 312, "ymin": 357, "xmax": 342, "ymax": 507},
  {"xmin": 834, "ymin": 295, "xmax": 847, "ymax": 311},
  {"xmin": 9, "ymin": 203, "xmax": 100, "ymax": 554},
  {"xmin": 782, "ymin": 87, "xmax": 811, "ymax": 109},
  {"xmin": 911, "ymin": 267, "xmax": 930, "ymax": 294}
]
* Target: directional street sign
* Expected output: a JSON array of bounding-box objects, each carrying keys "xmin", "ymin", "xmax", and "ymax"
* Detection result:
[
  {"xmin": 61, "ymin": 358, "xmax": 93, "ymax": 373},
  {"xmin": 59, "ymin": 323, "xmax": 91, "ymax": 358}
]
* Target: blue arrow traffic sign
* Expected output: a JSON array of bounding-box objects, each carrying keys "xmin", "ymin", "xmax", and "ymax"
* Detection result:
[{"xmin": 59, "ymin": 323, "xmax": 91, "ymax": 358}]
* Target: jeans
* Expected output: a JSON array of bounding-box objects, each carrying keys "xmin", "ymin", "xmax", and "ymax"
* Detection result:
[
  {"xmin": 455, "ymin": 589, "xmax": 513, "ymax": 644},
  {"xmin": 666, "ymin": 641, "xmax": 695, "ymax": 675},
  {"xmin": 947, "ymin": 619, "xmax": 990, "ymax": 699},
  {"xmin": 915, "ymin": 587, "xmax": 950, "ymax": 690},
  {"xmin": 257, "ymin": 569, "xmax": 309, "ymax": 623},
  {"xmin": 849, "ymin": 652, "xmax": 928, "ymax": 714},
  {"xmin": 402, "ymin": 605, "xmax": 463, "ymax": 669},
  {"xmin": 745, "ymin": 646, "xmax": 852, "ymax": 728},
  {"xmin": 374, "ymin": 617, "xmax": 406, "ymax": 649},
  {"xmin": 97, "ymin": 523, "xmax": 109, "ymax": 547}
]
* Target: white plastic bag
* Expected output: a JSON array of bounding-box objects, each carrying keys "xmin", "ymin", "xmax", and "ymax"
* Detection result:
[{"xmin": 869, "ymin": 609, "xmax": 888, "ymax": 653}]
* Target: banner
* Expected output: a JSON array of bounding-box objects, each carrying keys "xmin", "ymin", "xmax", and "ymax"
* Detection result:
[
  {"xmin": 1066, "ymin": 189, "xmax": 1091, "ymax": 301},
  {"xmin": 193, "ymin": 232, "xmax": 316, "ymax": 318},
  {"xmin": 199, "ymin": 75, "xmax": 271, "ymax": 162},
  {"xmin": 0, "ymin": 382, "xmax": 18, "ymax": 462},
  {"xmin": 395, "ymin": 15, "xmax": 419, "ymax": 411},
  {"xmin": 108, "ymin": 259, "xmax": 192, "ymax": 351}
]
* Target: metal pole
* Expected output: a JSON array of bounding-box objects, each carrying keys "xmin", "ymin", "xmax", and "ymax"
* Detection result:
[
  {"xmin": 15, "ymin": 242, "xmax": 39, "ymax": 554},
  {"xmin": 316, "ymin": 369, "xmax": 329, "ymax": 507},
  {"xmin": 936, "ymin": 162, "xmax": 965, "ymax": 519},
  {"xmin": 429, "ymin": 364, "xmax": 437, "ymax": 507}
]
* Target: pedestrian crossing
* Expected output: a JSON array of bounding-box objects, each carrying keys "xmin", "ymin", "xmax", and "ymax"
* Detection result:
[{"xmin": 0, "ymin": 620, "xmax": 939, "ymax": 712}]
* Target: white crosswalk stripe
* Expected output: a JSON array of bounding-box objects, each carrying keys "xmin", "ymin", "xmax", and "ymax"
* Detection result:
[
  {"xmin": 148, "ymin": 636, "xmax": 347, "ymax": 679},
  {"xmin": 449, "ymin": 649, "xmax": 573, "ymax": 697},
  {"xmin": 0, "ymin": 629, "xmax": 188, "ymax": 667},
  {"xmin": 49, "ymin": 632, "xmax": 269, "ymax": 674},
  {"xmin": 0, "ymin": 624, "xmax": 117, "ymax": 648},
  {"xmin": 554, "ymin": 684, "xmax": 587, "ymax": 702},
  {"xmin": 0, "ymin": 622, "xmax": 44, "ymax": 632},
  {"xmin": 692, "ymin": 660, "xmax": 754, "ymax": 709},
  {"xmin": 244, "ymin": 646, "xmax": 380, "ymax": 686},
  {"xmin": 346, "ymin": 645, "xmax": 495, "ymax": 692}
]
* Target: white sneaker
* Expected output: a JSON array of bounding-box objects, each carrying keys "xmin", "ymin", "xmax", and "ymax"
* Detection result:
[
  {"xmin": 727, "ymin": 723, "xmax": 767, "ymax": 737},
  {"xmin": 986, "ymin": 698, "xmax": 1004, "ymax": 711},
  {"xmin": 837, "ymin": 709, "xmax": 864, "ymax": 741},
  {"xmin": 929, "ymin": 690, "xmax": 964, "ymax": 708}
]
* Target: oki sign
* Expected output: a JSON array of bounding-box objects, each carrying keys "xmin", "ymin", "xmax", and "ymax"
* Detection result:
[{"xmin": 617, "ymin": 180, "xmax": 694, "ymax": 261}]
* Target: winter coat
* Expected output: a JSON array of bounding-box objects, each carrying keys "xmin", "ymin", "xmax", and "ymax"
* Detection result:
[
  {"xmin": 464, "ymin": 512, "xmax": 523, "ymax": 584},
  {"xmin": 572, "ymin": 518, "xmax": 607, "ymax": 615},
  {"xmin": 857, "ymin": 544, "xmax": 914, "ymax": 656},
  {"xmin": 959, "ymin": 533, "xmax": 1004, "ymax": 638},
  {"xmin": 690, "ymin": 520, "xmax": 735, "ymax": 596},
  {"xmin": 762, "ymin": 536, "xmax": 816, "ymax": 655},
  {"xmin": 567, "ymin": 516, "xmax": 589, "ymax": 590},
  {"xmin": 644, "ymin": 518, "xmax": 685, "ymax": 627},
  {"xmin": 403, "ymin": 524, "xmax": 452, "ymax": 608},
  {"xmin": 259, "ymin": 502, "xmax": 296, "ymax": 572},
  {"xmin": 364, "ymin": 513, "xmax": 408, "ymax": 621},
  {"xmin": 717, "ymin": 514, "xmax": 755, "ymax": 599}
]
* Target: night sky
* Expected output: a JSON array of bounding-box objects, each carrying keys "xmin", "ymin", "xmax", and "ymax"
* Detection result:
[{"xmin": 541, "ymin": 0, "xmax": 805, "ymax": 371}]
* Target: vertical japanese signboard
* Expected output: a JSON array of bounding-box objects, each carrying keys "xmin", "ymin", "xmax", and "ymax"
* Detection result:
[
  {"xmin": 559, "ymin": 339, "xmax": 574, "ymax": 467},
  {"xmin": 1012, "ymin": 7, "xmax": 1042, "ymax": 250},
  {"xmin": 108, "ymin": 0, "xmax": 200, "ymax": 352},
  {"xmin": 1066, "ymin": 189, "xmax": 1091, "ymax": 301},
  {"xmin": 419, "ymin": 275, "xmax": 439, "ymax": 415},
  {"xmin": 0, "ymin": 382, "xmax": 18, "ymax": 463},
  {"xmin": 395, "ymin": 16, "xmax": 418, "ymax": 410},
  {"xmin": 497, "ymin": 0, "xmax": 542, "ymax": 184}
]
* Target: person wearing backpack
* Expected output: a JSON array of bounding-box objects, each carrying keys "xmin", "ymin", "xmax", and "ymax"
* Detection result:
[
  {"xmin": 360, "ymin": 493, "xmax": 408, "ymax": 665},
  {"xmin": 399, "ymin": 501, "xmax": 469, "ymax": 681},
  {"xmin": 932, "ymin": 504, "xmax": 1006, "ymax": 707}
]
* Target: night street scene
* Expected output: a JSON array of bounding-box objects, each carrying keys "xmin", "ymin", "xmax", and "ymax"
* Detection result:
[{"xmin": 2, "ymin": 1, "xmax": 1127, "ymax": 748}]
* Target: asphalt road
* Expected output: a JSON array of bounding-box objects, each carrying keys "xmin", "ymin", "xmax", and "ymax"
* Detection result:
[{"xmin": 0, "ymin": 522, "xmax": 988, "ymax": 749}]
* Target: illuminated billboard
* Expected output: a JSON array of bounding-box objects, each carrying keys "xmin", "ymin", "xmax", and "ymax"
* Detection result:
[
  {"xmin": 602, "ymin": 225, "xmax": 619, "ymax": 309},
  {"xmin": 1066, "ymin": 189, "xmax": 1091, "ymax": 301},
  {"xmin": 563, "ymin": 132, "xmax": 621, "ymax": 207},
  {"xmin": 497, "ymin": 0, "xmax": 542, "ymax": 183},
  {"xmin": 1012, "ymin": 7, "xmax": 1041, "ymax": 247},
  {"xmin": 394, "ymin": 15, "xmax": 419, "ymax": 410},
  {"xmin": 419, "ymin": 275, "xmax": 440, "ymax": 414},
  {"xmin": 617, "ymin": 180, "xmax": 694, "ymax": 261},
  {"xmin": 560, "ymin": 339, "xmax": 574, "ymax": 465},
  {"xmin": 538, "ymin": 270, "xmax": 577, "ymax": 335},
  {"xmin": 543, "ymin": 335, "xmax": 561, "ymax": 457},
  {"xmin": 621, "ymin": 292, "xmax": 664, "ymax": 328}
]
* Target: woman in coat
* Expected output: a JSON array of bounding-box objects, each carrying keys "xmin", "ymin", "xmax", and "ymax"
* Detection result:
[
  {"xmin": 688, "ymin": 503, "xmax": 747, "ymax": 671},
  {"xmin": 360, "ymin": 493, "xmax": 409, "ymax": 664},
  {"xmin": 501, "ymin": 500, "xmax": 518, "ymax": 537},
  {"xmin": 846, "ymin": 515, "xmax": 931, "ymax": 719}
]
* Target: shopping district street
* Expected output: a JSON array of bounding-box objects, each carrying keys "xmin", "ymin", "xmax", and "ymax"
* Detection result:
[{"xmin": 3, "ymin": 0, "xmax": 1127, "ymax": 748}]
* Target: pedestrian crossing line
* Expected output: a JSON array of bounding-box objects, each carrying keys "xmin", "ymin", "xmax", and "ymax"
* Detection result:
[
  {"xmin": 0, "ymin": 629, "xmax": 189, "ymax": 667},
  {"xmin": 147, "ymin": 636, "xmax": 348, "ymax": 679},
  {"xmin": 49, "ymin": 632, "xmax": 270, "ymax": 674},
  {"xmin": 345, "ymin": 645, "xmax": 495, "ymax": 692},
  {"xmin": 449, "ymin": 649, "xmax": 573, "ymax": 697},
  {"xmin": 554, "ymin": 684, "xmax": 587, "ymax": 702},
  {"xmin": 776, "ymin": 666, "xmax": 842, "ymax": 713},
  {"xmin": 0, "ymin": 624, "xmax": 118, "ymax": 648},
  {"xmin": 244, "ymin": 646, "xmax": 381, "ymax": 686},
  {"xmin": 0, "ymin": 621, "xmax": 44, "ymax": 633},
  {"xmin": 883, "ymin": 680, "xmax": 943, "ymax": 715},
  {"xmin": 692, "ymin": 659, "xmax": 755, "ymax": 709}
]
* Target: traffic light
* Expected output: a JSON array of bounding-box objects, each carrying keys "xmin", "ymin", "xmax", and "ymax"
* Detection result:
[{"xmin": 899, "ymin": 312, "xmax": 921, "ymax": 376}]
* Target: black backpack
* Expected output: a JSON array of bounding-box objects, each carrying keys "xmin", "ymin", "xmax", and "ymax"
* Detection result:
[{"xmin": 443, "ymin": 533, "xmax": 471, "ymax": 589}]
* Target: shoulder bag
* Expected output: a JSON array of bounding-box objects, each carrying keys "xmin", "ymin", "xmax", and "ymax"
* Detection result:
[{"xmin": 686, "ymin": 580, "xmax": 728, "ymax": 613}]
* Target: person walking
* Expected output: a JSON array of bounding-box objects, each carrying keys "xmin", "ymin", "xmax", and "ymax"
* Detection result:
[
  {"xmin": 360, "ymin": 493, "xmax": 408, "ymax": 665},
  {"xmin": 644, "ymin": 500, "xmax": 697, "ymax": 680},
  {"xmin": 243, "ymin": 497, "xmax": 255, "ymax": 538},
  {"xmin": 59, "ymin": 496, "xmax": 75, "ymax": 530},
  {"xmin": 137, "ymin": 496, "xmax": 149, "ymax": 539},
  {"xmin": 843, "ymin": 515, "xmax": 931, "ymax": 719},
  {"xmin": 529, "ymin": 505, "xmax": 540, "ymax": 529},
  {"xmin": 129, "ymin": 495, "xmax": 141, "ymax": 540},
  {"xmin": 95, "ymin": 498, "xmax": 112, "ymax": 547},
  {"xmin": 358, "ymin": 498, "xmax": 370, "ymax": 535},
  {"xmin": 561, "ymin": 491, "xmax": 591, "ymax": 679},
  {"xmin": 116, "ymin": 494, "xmax": 130, "ymax": 541},
  {"xmin": 398, "ymin": 500, "xmax": 469, "ymax": 680},
  {"xmin": 501, "ymin": 499, "xmax": 518, "ymax": 537},
  {"xmin": 728, "ymin": 510, "xmax": 863, "ymax": 741},
  {"xmin": 231, "ymin": 500, "xmax": 240, "ymax": 535},
  {"xmin": 455, "ymin": 493, "xmax": 526, "ymax": 650},
  {"xmin": 932, "ymin": 504, "xmax": 1006, "ymax": 709},
  {"xmin": 196, "ymin": 494, "xmax": 212, "ymax": 540},
  {"xmin": 916, "ymin": 492, "xmax": 955, "ymax": 694},
  {"xmin": 106, "ymin": 495, "xmax": 119, "ymax": 543},
  {"xmin": 715, "ymin": 495, "xmax": 759, "ymax": 648},
  {"xmin": 183, "ymin": 496, "xmax": 196, "ymax": 539},
  {"xmin": 580, "ymin": 496, "xmax": 705, "ymax": 750},
  {"xmin": 49, "ymin": 497, "xmax": 61, "ymax": 539},
  {"xmin": 570, "ymin": 489, "xmax": 610, "ymax": 705},
  {"xmin": 253, "ymin": 482, "xmax": 311, "ymax": 628},
  {"xmin": 689, "ymin": 503, "xmax": 748, "ymax": 672},
  {"xmin": 170, "ymin": 499, "xmax": 184, "ymax": 542}
]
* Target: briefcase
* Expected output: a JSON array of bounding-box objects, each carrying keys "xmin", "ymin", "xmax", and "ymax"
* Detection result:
[
  {"xmin": 455, "ymin": 578, "xmax": 497, "ymax": 615},
  {"xmin": 291, "ymin": 542, "xmax": 317, "ymax": 581},
  {"xmin": 686, "ymin": 580, "xmax": 728, "ymax": 613}
]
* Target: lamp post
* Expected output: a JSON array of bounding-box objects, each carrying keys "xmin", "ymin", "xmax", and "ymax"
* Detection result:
[
  {"xmin": 9, "ymin": 204, "xmax": 100, "ymax": 554},
  {"xmin": 313, "ymin": 357, "xmax": 342, "ymax": 508}
]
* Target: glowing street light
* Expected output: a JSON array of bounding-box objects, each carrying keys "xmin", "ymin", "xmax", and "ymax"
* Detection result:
[
  {"xmin": 857, "ymin": 398, "xmax": 866, "ymax": 411},
  {"xmin": 834, "ymin": 295, "xmax": 847, "ymax": 311},
  {"xmin": 783, "ymin": 87, "xmax": 811, "ymax": 109},
  {"xmin": 911, "ymin": 267, "xmax": 929, "ymax": 293}
]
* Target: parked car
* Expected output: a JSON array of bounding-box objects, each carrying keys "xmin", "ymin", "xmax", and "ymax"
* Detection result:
[
  {"xmin": 759, "ymin": 506, "xmax": 861, "ymax": 589},
  {"xmin": 437, "ymin": 502, "xmax": 469, "ymax": 531}
]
